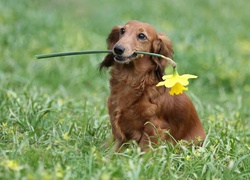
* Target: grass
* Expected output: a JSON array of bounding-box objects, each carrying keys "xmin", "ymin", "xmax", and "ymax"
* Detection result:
[{"xmin": 0, "ymin": 0, "xmax": 250, "ymax": 179}]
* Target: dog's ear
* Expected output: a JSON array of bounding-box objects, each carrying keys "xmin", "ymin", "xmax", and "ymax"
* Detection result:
[
  {"xmin": 107, "ymin": 26, "xmax": 121, "ymax": 50},
  {"xmin": 99, "ymin": 26, "xmax": 120, "ymax": 71},
  {"xmin": 152, "ymin": 33, "xmax": 174, "ymax": 79}
]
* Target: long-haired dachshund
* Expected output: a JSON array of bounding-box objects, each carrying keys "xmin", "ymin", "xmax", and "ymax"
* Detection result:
[{"xmin": 100, "ymin": 20, "xmax": 206, "ymax": 151}]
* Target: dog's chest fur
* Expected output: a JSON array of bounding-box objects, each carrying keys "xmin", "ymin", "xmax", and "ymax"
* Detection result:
[{"xmin": 107, "ymin": 62, "xmax": 161, "ymax": 142}]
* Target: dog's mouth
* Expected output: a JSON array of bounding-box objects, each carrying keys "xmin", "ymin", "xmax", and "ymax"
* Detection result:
[{"xmin": 114, "ymin": 52, "xmax": 138, "ymax": 64}]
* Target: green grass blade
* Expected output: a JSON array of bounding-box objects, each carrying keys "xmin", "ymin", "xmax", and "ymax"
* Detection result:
[{"xmin": 231, "ymin": 154, "xmax": 250, "ymax": 172}]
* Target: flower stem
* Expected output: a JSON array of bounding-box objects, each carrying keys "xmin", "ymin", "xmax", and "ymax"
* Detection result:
[
  {"xmin": 35, "ymin": 50, "xmax": 176, "ymax": 67},
  {"xmin": 135, "ymin": 51, "xmax": 176, "ymax": 68},
  {"xmin": 35, "ymin": 50, "xmax": 112, "ymax": 59},
  {"xmin": 172, "ymin": 66, "xmax": 178, "ymax": 75}
]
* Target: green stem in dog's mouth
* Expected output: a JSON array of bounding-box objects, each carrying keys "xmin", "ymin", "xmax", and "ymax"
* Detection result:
[{"xmin": 35, "ymin": 50, "xmax": 176, "ymax": 68}]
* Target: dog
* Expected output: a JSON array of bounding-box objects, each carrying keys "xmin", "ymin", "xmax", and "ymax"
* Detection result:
[{"xmin": 100, "ymin": 20, "xmax": 206, "ymax": 151}]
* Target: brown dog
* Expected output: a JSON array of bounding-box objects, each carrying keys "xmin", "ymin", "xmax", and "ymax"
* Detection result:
[{"xmin": 100, "ymin": 20, "xmax": 206, "ymax": 150}]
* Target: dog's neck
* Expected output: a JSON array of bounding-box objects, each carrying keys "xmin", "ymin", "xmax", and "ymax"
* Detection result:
[
  {"xmin": 111, "ymin": 56, "xmax": 157, "ymax": 82},
  {"xmin": 108, "ymin": 56, "xmax": 164, "ymax": 106}
]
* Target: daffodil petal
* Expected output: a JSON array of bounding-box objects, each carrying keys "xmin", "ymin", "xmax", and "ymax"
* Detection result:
[
  {"xmin": 162, "ymin": 74, "xmax": 173, "ymax": 80},
  {"xmin": 175, "ymin": 74, "xmax": 197, "ymax": 86},
  {"xmin": 164, "ymin": 79, "xmax": 178, "ymax": 88},
  {"xmin": 181, "ymin": 74, "xmax": 198, "ymax": 79},
  {"xmin": 156, "ymin": 81, "xmax": 165, "ymax": 86},
  {"xmin": 177, "ymin": 77, "xmax": 190, "ymax": 86}
]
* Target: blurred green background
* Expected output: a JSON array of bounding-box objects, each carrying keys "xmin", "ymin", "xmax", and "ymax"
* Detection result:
[
  {"xmin": 0, "ymin": 0, "xmax": 250, "ymax": 179},
  {"xmin": 1, "ymin": 0, "xmax": 250, "ymax": 101}
]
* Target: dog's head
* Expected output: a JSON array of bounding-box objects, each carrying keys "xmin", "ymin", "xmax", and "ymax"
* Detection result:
[{"xmin": 100, "ymin": 20, "xmax": 173, "ymax": 77}]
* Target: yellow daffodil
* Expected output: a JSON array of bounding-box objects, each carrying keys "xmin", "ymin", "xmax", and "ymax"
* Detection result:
[{"xmin": 156, "ymin": 67, "xmax": 197, "ymax": 96}]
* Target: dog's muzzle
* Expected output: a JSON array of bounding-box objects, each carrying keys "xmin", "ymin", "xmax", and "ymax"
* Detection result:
[{"xmin": 113, "ymin": 45, "xmax": 137, "ymax": 63}]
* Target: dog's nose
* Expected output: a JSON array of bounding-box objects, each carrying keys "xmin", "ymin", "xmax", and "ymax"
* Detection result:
[{"xmin": 114, "ymin": 45, "xmax": 125, "ymax": 55}]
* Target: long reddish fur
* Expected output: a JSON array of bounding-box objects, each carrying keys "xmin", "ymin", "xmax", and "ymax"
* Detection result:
[{"xmin": 100, "ymin": 20, "xmax": 206, "ymax": 150}]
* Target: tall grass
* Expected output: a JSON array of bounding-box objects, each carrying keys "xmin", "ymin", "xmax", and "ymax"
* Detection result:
[{"xmin": 0, "ymin": 0, "xmax": 249, "ymax": 179}]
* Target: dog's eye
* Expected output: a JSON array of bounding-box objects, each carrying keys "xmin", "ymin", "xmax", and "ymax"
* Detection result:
[
  {"xmin": 120, "ymin": 28, "xmax": 125, "ymax": 35},
  {"xmin": 138, "ymin": 33, "xmax": 147, "ymax": 40}
]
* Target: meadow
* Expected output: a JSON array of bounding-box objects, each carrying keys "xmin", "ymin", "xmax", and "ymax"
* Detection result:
[{"xmin": 0, "ymin": 0, "xmax": 250, "ymax": 179}]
